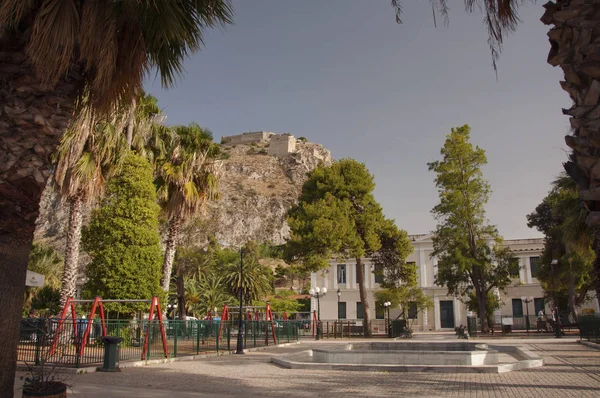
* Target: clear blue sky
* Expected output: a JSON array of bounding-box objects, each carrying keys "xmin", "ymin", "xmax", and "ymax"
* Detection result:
[{"xmin": 145, "ymin": 0, "xmax": 570, "ymax": 240}]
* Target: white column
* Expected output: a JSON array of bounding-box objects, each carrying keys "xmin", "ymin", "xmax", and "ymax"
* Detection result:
[
  {"xmin": 518, "ymin": 257, "xmax": 525, "ymax": 284},
  {"xmin": 333, "ymin": 264, "xmax": 338, "ymax": 290},
  {"xmin": 453, "ymin": 297, "xmax": 461, "ymax": 327},
  {"xmin": 595, "ymin": 296, "xmax": 600, "ymax": 313},
  {"xmin": 434, "ymin": 297, "xmax": 440, "ymax": 331},
  {"xmin": 370, "ymin": 262, "xmax": 375, "ymax": 287},
  {"xmin": 310, "ymin": 272, "xmax": 316, "ymax": 313},
  {"xmin": 419, "ymin": 249, "xmax": 427, "ymax": 287},
  {"xmin": 525, "ymin": 257, "xmax": 532, "ymax": 284},
  {"xmin": 363, "ymin": 262, "xmax": 370, "ymax": 289},
  {"xmin": 351, "ymin": 263, "xmax": 357, "ymax": 289},
  {"xmin": 422, "ymin": 305, "xmax": 429, "ymax": 330}
]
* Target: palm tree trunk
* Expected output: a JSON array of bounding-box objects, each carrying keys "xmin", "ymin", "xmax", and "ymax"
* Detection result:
[
  {"xmin": 0, "ymin": 41, "xmax": 78, "ymax": 396},
  {"xmin": 59, "ymin": 195, "xmax": 84, "ymax": 306},
  {"xmin": 542, "ymin": 1, "xmax": 600, "ymax": 295},
  {"xmin": 161, "ymin": 214, "xmax": 183, "ymax": 292},
  {"xmin": 355, "ymin": 257, "xmax": 371, "ymax": 337}
]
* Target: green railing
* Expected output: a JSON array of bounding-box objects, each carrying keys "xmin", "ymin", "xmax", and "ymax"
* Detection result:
[
  {"xmin": 17, "ymin": 318, "xmax": 301, "ymax": 368},
  {"xmin": 578, "ymin": 314, "xmax": 600, "ymax": 342}
]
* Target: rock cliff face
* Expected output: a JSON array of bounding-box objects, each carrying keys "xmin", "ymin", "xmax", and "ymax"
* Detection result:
[
  {"xmin": 34, "ymin": 139, "xmax": 332, "ymax": 252},
  {"xmin": 182, "ymin": 140, "xmax": 332, "ymax": 247}
]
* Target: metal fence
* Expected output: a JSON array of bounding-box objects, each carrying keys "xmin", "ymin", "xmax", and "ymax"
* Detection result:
[
  {"xmin": 17, "ymin": 318, "xmax": 301, "ymax": 368},
  {"xmin": 578, "ymin": 314, "xmax": 600, "ymax": 342},
  {"xmin": 309, "ymin": 319, "xmax": 391, "ymax": 338}
]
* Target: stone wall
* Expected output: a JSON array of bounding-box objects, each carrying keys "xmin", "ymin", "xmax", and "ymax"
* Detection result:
[
  {"xmin": 268, "ymin": 133, "xmax": 296, "ymax": 157},
  {"xmin": 221, "ymin": 131, "xmax": 273, "ymax": 145}
]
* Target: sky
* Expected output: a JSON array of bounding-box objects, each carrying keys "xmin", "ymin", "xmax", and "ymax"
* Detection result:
[{"xmin": 144, "ymin": 0, "xmax": 570, "ymax": 240}]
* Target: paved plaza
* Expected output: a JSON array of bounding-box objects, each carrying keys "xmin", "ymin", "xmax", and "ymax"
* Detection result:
[{"xmin": 15, "ymin": 336, "xmax": 600, "ymax": 397}]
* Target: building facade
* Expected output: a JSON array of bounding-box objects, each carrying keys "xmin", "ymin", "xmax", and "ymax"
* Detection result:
[{"xmin": 310, "ymin": 234, "xmax": 599, "ymax": 331}]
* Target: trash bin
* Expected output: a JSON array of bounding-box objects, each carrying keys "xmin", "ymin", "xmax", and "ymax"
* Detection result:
[
  {"xmin": 100, "ymin": 336, "xmax": 123, "ymax": 372},
  {"xmin": 467, "ymin": 316, "xmax": 477, "ymax": 337}
]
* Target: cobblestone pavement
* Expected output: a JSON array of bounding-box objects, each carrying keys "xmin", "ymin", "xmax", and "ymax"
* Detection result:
[{"xmin": 15, "ymin": 338, "xmax": 600, "ymax": 397}]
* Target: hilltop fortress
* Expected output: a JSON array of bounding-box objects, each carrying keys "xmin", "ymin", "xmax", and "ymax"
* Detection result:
[{"xmin": 221, "ymin": 131, "xmax": 297, "ymax": 157}]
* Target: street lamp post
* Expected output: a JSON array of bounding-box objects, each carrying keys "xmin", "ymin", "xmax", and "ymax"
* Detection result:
[
  {"xmin": 336, "ymin": 289, "xmax": 341, "ymax": 338},
  {"xmin": 167, "ymin": 304, "xmax": 178, "ymax": 319},
  {"xmin": 309, "ymin": 287, "xmax": 327, "ymax": 340},
  {"xmin": 219, "ymin": 240, "xmax": 245, "ymax": 354},
  {"xmin": 383, "ymin": 301, "xmax": 391, "ymax": 337},
  {"xmin": 521, "ymin": 296, "xmax": 533, "ymax": 335},
  {"xmin": 551, "ymin": 259, "xmax": 562, "ymax": 338}
]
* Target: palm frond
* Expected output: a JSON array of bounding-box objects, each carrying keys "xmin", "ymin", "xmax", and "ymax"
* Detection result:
[{"xmin": 27, "ymin": 0, "xmax": 79, "ymax": 87}]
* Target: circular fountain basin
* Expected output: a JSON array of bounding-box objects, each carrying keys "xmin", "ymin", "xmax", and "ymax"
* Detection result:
[
  {"xmin": 313, "ymin": 342, "xmax": 497, "ymax": 366},
  {"xmin": 272, "ymin": 342, "xmax": 544, "ymax": 373}
]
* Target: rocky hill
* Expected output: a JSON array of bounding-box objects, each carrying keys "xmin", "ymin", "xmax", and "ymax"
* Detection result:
[
  {"xmin": 180, "ymin": 139, "xmax": 332, "ymax": 247},
  {"xmin": 34, "ymin": 137, "xmax": 333, "ymax": 253}
]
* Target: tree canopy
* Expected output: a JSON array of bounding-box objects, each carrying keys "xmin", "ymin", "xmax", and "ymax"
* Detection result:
[
  {"xmin": 82, "ymin": 153, "xmax": 164, "ymax": 315},
  {"xmin": 286, "ymin": 158, "xmax": 412, "ymax": 335},
  {"xmin": 429, "ymin": 125, "xmax": 518, "ymax": 332}
]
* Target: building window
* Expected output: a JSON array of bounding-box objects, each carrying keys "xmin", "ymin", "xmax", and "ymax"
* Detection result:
[
  {"xmin": 408, "ymin": 302, "xmax": 418, "ymax": 319},
  {"xmin": 529, "ymin": 256, "xmax": 540, "ymax": 278},
  {"xmin": 376, "ymin": 302, "xmax": 385, "ymax": 319},
  {"xmin": 534, "ymin": 298, "xmax": 545, "ymax": 315},
  {"xmin": 374, "ymin": 263, "xmax": 384, "ymax": 284},
  {"xmin": 337, "ymin": 264, "xmax": 346, "ymax": 284},
  {"xmin": 512, "ymin": 298, "xmax": 523, "ymax": 318},
  {"xmin": 356, "ymin": 302, "xmax": 364, "ymax": 319},
  {"xmin": 338, "ymin": 302, "xmax": 347, "ymax": 319}
]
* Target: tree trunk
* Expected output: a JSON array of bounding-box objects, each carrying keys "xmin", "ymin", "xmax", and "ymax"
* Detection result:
[
  {"xmin": 161, "ymin": 214, "xmax": 183, "ymax": 292},
  {"xmin": 0, "ymin": 44, "xmax": 79, "ymax": 397},
  {"xmin": 542, "ymin": 1, "xmax": 600, "ymax": 294},
  {"xmin": 355, "ymin": 257, "xmax": 371, "ymax": 337},
  {"xmin": 472, "ymin": 266, "xmax": 489, "ymax": 333},
  {"xmin": 59, "ymin": 195, "xmax": 84, "ymax": 306},
  {"xmin": 593, "ymin": 233, "xmax": 600, "ymax": 301}
]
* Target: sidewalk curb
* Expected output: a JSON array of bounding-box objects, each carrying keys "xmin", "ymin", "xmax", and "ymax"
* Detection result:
[
  {"xmin": 16, "ymin": 341, "xmax": 301, "ymax": 374},
  {"xmin": 578, "ymin": 340, "xmax": 600, "ymax": 350}
]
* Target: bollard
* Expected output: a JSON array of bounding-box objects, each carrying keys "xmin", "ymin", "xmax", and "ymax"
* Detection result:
[{"xmin": 99, "ymin": 336, "xmax": 123, "ymax": 372}]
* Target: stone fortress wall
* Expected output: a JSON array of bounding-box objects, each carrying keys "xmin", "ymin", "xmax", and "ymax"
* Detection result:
[
  {"xmin": 221, "ymin": 131, "xmax": 298, "ymax": 157},
  {"xmin": 221, "ymin": 131, "xmax": 273, "ymax": 145}
]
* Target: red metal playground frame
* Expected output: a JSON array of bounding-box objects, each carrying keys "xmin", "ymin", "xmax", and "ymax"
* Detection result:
[{"xmin": 49, "ymin": 296, "xmax": 168, "ymax": 361}]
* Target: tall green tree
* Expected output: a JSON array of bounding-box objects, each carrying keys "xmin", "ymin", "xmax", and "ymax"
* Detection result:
[
  {"xmin": 82, "ymin": 153, "xmax": 164, "ymax": 315},
  {"xmin": 286, "ymin": 159, "xmax": 411, "ymax": 336},
  {"xmin": 156, "ymin": 123, "xmax": 220, "ymax": 294},
  {"xmin": 0, "ymin": 3, "xmax": 232, "ymax": 392},
  {"xmin": 429, "ymin": 125, "xmax": 518, "ymax": 333},
  {"xmin": 527, "ymin": 172, "xmax": 596, "ymax": 318}
]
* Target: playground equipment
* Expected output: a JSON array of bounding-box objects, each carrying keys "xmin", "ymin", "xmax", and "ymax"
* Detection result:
[{"xmin": 49, "ymin": 296, "xmax": 168, "ymax": 361}]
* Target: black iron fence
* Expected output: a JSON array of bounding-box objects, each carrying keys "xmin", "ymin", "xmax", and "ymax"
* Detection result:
[
  {"xmin": 18, "ymin": 318, "xmax": 301, "ymax": 368},
  {"xmin": 578, "ymin": 314, "xmax": 600, "ymax": 342}
]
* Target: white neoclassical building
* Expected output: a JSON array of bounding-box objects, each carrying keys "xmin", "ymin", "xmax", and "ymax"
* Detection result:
[{"xmin": 310, "ymin": 234, "xmax": 599, "ymax": 332}]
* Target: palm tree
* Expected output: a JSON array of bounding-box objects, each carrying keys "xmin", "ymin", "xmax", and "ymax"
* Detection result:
[
  {"xmin": 53, "ymin": 104, "xmax": 127, "ymax": 306},
  {"xmin": 225, "ymin": 247, "xmax": 273, "ymax": 306},
  {"xmin": 0, "ymin": 3, "xmax": 232, "ymax": 394},
  {"xmin": 157, "ymin": 124, "xmax": 221, "ymax": 294},
  {"xmin": 53, "ymin": 92, "xmax": 165, "ymax": 306},
  {"xmin": 390, "ymin": 0, "xmax": 600, "ymax": 309}
]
